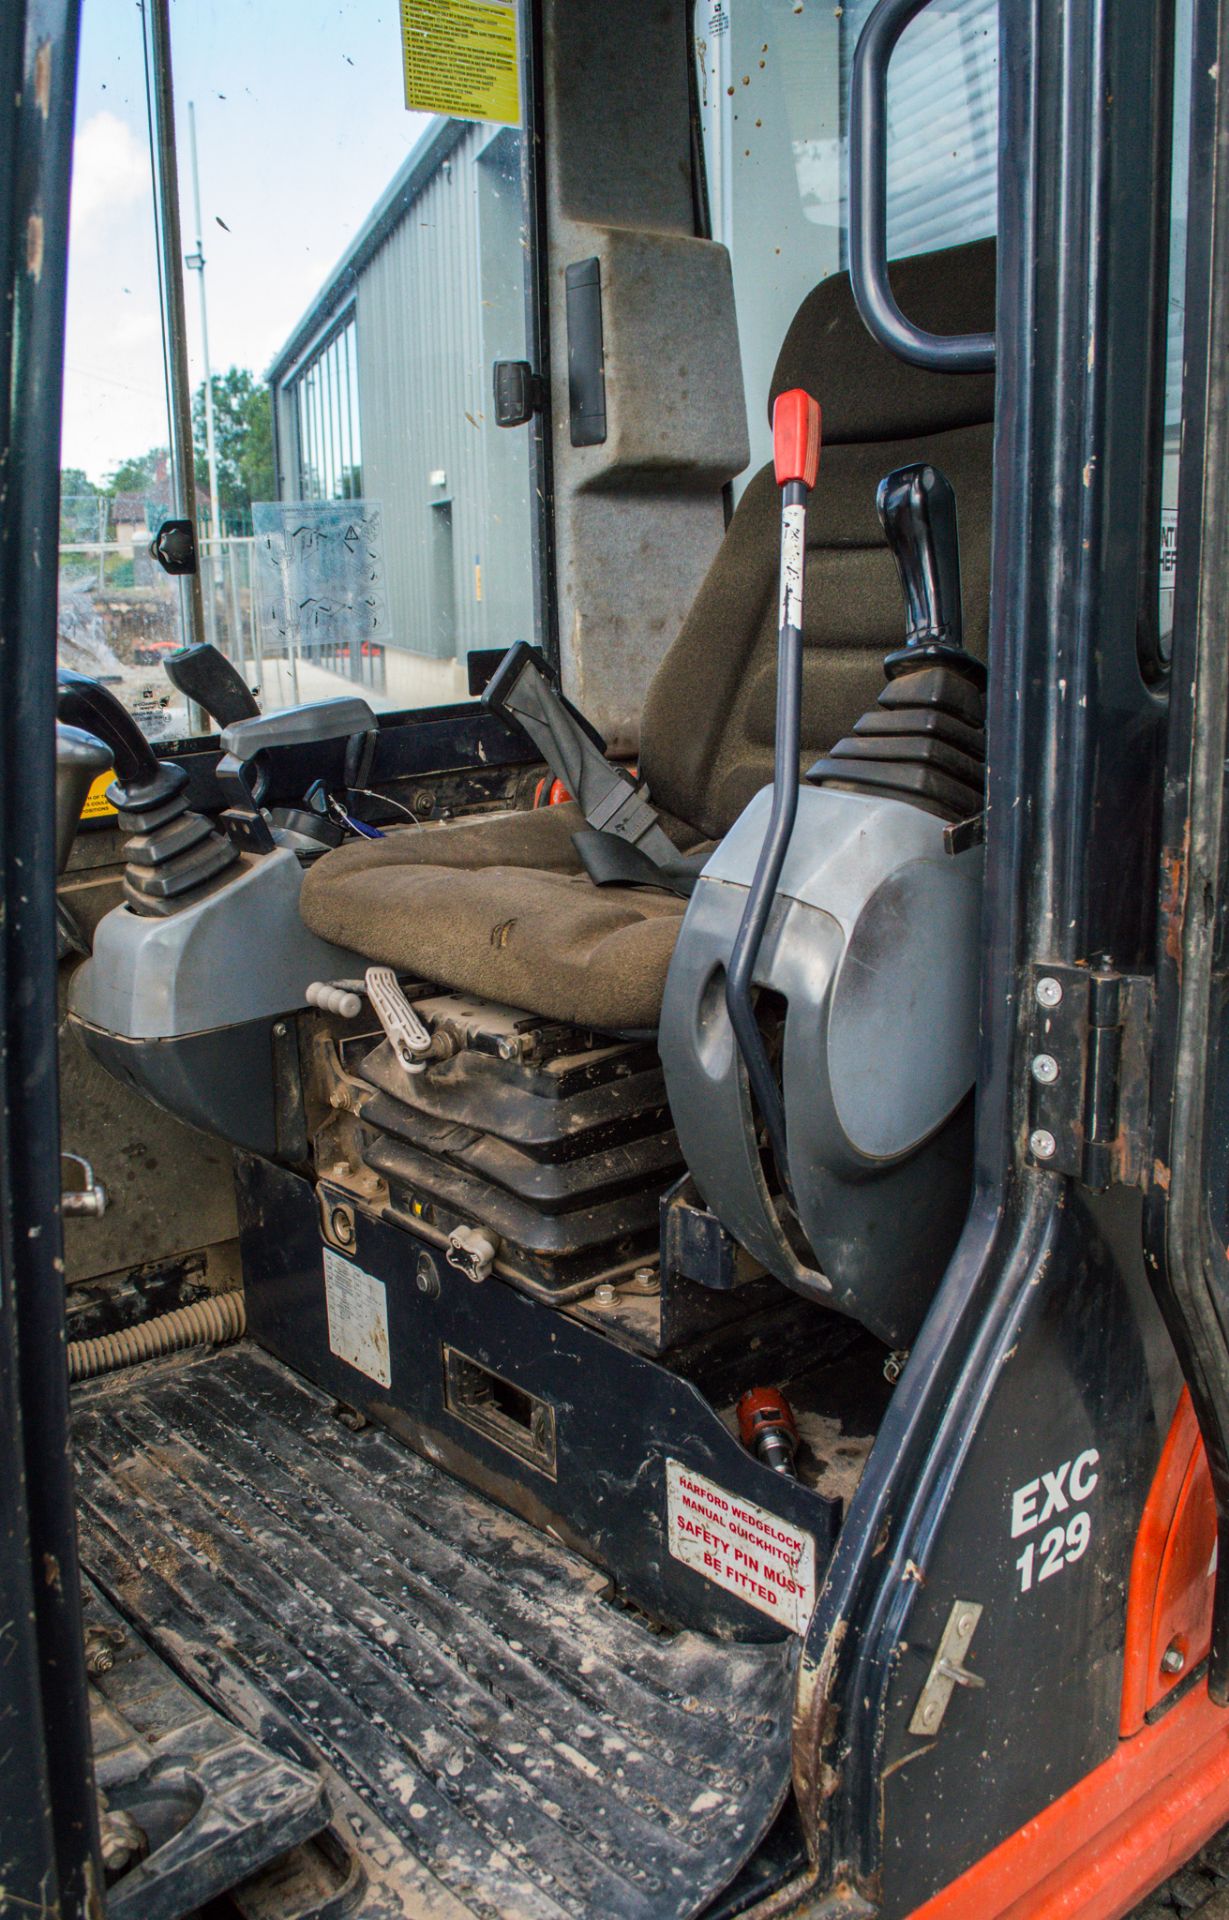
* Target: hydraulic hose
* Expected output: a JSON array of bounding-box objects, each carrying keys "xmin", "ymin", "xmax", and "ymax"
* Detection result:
[{"xmin": 68, "ymin": 1290, "xmax": 245, "ymax": 1383}]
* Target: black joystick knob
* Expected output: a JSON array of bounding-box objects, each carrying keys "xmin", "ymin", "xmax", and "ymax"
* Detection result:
[
  {"xmin": 56, "ymin": 672, "xmax": 237, "ymax": 916},
  {"xmin": 877, "ymin": 463, "xmax": 964, "ymax": 656},
  {"xmin": 164, "ymin": 643, "xmax": 260, "ymax": 728}
]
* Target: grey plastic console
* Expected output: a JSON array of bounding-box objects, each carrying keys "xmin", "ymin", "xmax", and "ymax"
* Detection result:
[
  {"xmin": 67, "ymin": 848, "xmax": 362, "ymax": 1155},
  {"xmin": 219, "ymin": 695, "xmax": 377, "ymax": 758},
  {"xmin": 69, "ymin": 847, "xmax": 358, "ymax": 1039},
  {"xmin": 659, "ymin": 784, "xmax": 981, "ymax": 1347}
]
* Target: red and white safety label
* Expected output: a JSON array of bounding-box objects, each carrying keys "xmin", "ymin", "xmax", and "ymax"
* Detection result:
[{"xmin": 665, "ymin": 1460, "xmax": 817, "ymax": 1634}]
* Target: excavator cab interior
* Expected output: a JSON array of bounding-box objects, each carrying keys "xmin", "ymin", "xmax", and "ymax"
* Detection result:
[{"xmin": 6, "ymin": 0, "xmax": 1229, "ymax": 1915}]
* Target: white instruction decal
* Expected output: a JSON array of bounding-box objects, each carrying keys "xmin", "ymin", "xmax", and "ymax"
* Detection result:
[
  {"xmin": 1010, "ymin": 1448, "xmax": 1099, "ymax": 1593},
  {"xmin": 778, "ymin": 503, "xmax": 805, "ymax": 631},
  {"xmin": 666, "ymin": 1460, "xmax": 816, "ymax": 1633},
  {"xmin": 323, "ymin": 1247, "xmax": 391, "ymax": 1387}
]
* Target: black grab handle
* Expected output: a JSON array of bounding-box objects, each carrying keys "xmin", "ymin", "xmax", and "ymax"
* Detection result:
[{"xmin": 849, "ymin": 0, "xmax": 996, "ymax": 373}]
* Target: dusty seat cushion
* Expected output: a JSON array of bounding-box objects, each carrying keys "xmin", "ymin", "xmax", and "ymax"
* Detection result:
[{"xmin": 299, "ymin": 804, "xmax": 694, "ymax": 1031}]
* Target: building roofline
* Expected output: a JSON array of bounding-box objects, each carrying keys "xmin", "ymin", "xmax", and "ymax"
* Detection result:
[{"xmin": 265, "ymin": 115, "xmax": 469, "ymax": 388}]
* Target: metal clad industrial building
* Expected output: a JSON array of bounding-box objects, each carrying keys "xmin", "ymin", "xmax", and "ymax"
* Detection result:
[{"xmin": 268, "ymin": 117, "xmax": 536, "ymax": 708}]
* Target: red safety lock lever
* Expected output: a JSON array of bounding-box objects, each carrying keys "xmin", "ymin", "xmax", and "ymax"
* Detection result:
[
  {"xmin": 774, "ymin": 387, "xmax": 822, "ymax": 638},
  {"xmin": 722, "ymin": 388, "xmax": 824, "ymax": 1244},
  {"xmin": 773, "ymin": 387, "xmax": 822, "ymax": 490}
]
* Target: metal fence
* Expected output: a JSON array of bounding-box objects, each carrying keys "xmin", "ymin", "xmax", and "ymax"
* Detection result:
[{"xmin": 57, "ymin": 515, "xmax": 389, "ymax": 735}]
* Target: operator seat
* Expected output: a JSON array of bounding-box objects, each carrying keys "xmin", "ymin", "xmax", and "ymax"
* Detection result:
[{"xmin": 300, "ymin": 238, "xmax": 996, "ymax": 1031}]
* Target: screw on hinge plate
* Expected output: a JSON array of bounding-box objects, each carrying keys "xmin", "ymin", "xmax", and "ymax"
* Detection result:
[
  {"xmin": 908, "ymin": 1600, "xmax": 986, "ymax": 1737},
  {"xmin": 1026, "ymin": 962, "xmax": 1153, "ymax": 1191}
]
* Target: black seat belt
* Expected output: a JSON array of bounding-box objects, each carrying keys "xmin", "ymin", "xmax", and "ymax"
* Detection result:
[{"xmin": 483, "ymin": 642, "xmax": 702, "ymax": 897}]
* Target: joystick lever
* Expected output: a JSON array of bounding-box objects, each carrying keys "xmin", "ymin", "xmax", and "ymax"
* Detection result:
[
  {"xmin": 806, "ymin": 461, "xmax": 987, "ymax": 823},
  {"xmin": 55, "ymin": 671, "xmax": 237, "ymax": 916},
  {"xmin": 876, "ymin": 463, "xmax": 965, "ymax": 661}
]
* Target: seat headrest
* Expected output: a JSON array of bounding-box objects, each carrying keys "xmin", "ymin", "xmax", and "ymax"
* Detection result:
[{"xmin": 769, "ymin": 237, "xmax": 996, "ymax": 445}]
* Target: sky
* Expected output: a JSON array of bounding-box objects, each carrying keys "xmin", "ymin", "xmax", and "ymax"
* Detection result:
[{"xmin": 62, "ymin": 0, "xmax": 434, "ymax": 485}]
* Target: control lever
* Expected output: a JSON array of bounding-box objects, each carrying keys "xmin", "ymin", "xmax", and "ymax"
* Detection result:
[
  {"xmin": 56, "ymin": 671, "xmax": 238, "ymax": 914},
  {"xmin": 807, "ymin": 462, "xmax": 986, "ymax": 824},
  {"xmin": 365, "ymin": 967, "xmax": 434, "ymax": 1073},
  {"xmin": 164, "ymin": 643, "xmax": 260, "ymax": 727},
  {"xmin": 723, "ymin": 389, "xmax": 826, "ymax": 1235},
  {"xmin": 876, "ymin": 463, "xmax": 966, "ymax": 666},
  {"xmin": 57, "ymin": 669, "xmax": 178, "ymax": 802}
]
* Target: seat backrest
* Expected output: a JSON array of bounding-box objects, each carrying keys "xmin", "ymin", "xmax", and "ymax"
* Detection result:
[{"xmin": 639, "ymin": 238, "xmax": 997, "ymax": 840}]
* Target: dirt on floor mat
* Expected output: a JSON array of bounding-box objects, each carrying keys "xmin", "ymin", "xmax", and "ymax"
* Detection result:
[{"xmin": 72, "ymin": 1341, "xmax": 797, "ymax": 1920}]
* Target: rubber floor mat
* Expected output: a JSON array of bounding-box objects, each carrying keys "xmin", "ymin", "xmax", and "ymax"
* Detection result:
[{"xmin": 73, "ymin": 1344, "xmax": 797, "ymax": 1920}]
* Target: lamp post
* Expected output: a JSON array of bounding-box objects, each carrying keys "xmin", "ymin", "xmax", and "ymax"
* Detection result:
[{"xmin": 185, "ymin": 100, "xmax": 221, "ymax": 646}]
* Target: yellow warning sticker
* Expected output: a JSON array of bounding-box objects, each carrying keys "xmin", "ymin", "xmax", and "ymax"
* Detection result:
[
  {"xmin": 400, "ymin": 0, "xmax": 521, "ymax": 127},
  {"xmin": 80, "ymin": 771, "xmax": 117, "ymax": 821}
]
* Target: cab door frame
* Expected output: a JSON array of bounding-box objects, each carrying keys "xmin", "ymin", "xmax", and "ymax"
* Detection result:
[{"xmin": 0, "ymin": 1, "xmax": 102, "ymax": 1911}]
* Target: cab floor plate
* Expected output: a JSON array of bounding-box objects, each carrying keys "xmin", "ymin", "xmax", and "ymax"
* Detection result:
[{"xmin": 73, "ymin": 1343, "xmax": 796, "ymax": 1920}]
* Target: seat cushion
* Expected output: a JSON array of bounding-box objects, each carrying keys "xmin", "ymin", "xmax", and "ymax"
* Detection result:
[{"xmin": 299, "ymin": 803, "xmax": 693, "ymax": 1031}]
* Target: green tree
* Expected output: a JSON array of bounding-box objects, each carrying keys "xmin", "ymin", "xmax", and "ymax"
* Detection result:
[
  {"xmin": 192, "ymin": 367, "xmax": 275, "ymax": 513},
  {"xmin": 105, "ymin": 448, "xmax": 167, "ymax": 497}
]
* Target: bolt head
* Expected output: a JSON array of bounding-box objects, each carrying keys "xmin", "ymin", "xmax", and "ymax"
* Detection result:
[
  {"xmin": 273, "ymin": 1021, "xmax": 287, "ymax": 1037},
  {"xmin": 1030, "ymin": 1128, "xmax": 1057, "ymax": 1161},
  {"xmin": 593, "ymin": 1283, "xmax": 616, "ymax": 1305},
  {"xmin": 1162, "ymin": 1641, "xmax": 1185, "ymax": 1675},
  {"xmin": 1036, "ymin": 976, "xmax": 1063, "ymax": 1009},
  {"xmin": 921, "ymin": 1700, "xmax": 939, "ymax": 1726},
  {"xmin": 1031, "ymin": 1052, "xmax": 1059, "ymax": 1085}
]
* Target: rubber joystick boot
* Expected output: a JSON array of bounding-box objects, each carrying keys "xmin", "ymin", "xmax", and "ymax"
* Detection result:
[
  {"xmin": 806, "ymin": 463, "xmax": 986, "ymax": 822},
  {"xmin": 57, "ymin": 671, "xmax": 237, "ymax": 915}
]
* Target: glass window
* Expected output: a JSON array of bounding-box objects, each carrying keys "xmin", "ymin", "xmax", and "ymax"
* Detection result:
[
  {"xmin": 60, "ymin": 0, "xmax": 542, "ymax": 730},
  {"xmin": 59, "ymin": 30, "xmax": 193, "ymax": 739},
  {"xmin": 293, "ymin": 316, "xmax": 363, "ymax": 501},
  {"xmin": 695, "ymin": 0, "xmax": 998, "ymax": 484}
]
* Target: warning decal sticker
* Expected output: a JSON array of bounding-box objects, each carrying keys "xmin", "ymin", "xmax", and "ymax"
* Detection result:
[
  {"xmin": 80, "ymin": 770, "xmax": 117, "ymax": 821},
  {"xmin": 665, "ymin": 1460, "xmax": 817, "ymax": 1634},
  {"xmin": 400, "ymin": 0, "xmax": 521, "ymax": 127},
  {"xmin": 323, "ymin": 1247, "xmax": 392, "ymax": 1388}
]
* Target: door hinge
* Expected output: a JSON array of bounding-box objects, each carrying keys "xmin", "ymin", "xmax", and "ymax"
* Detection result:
[{"xmin": 1027, "ymin": 962, "xmax": 1153, "ymax": 1190}]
